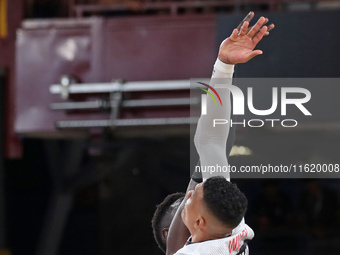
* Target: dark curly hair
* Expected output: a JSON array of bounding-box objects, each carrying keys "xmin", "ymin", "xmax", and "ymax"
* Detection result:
[
  {"xmin": 203, "ymin": 176, "xmax": 247, "ymax": 228},
  {"xmin": 151, "ymin": 192, "xmax": 185, "ymax": 253}
]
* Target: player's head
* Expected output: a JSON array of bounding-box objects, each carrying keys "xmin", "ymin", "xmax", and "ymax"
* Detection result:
[
  {"xmin": 151, "ymin": 192, "xmax": 185, "ymax": 253},
  {"xmin": 181, "ymin": 176, "xmax": 247, "ymax": 238}
]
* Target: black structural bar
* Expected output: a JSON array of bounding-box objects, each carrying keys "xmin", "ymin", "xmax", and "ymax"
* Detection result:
[{"xmin": 0, "ymin": 68, "xmax": 7, "ymax": 249}]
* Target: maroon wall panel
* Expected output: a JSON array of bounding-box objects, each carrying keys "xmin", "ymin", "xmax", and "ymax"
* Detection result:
[
  {"xmin": 101, "ymin": 15, "xmax": 216, "ymax": 81},
  {"xmin": 15, "ymin": 15, "xmax": 216, "ymax": 135},
  {"xmin": 15, "ymin": 19, "xmax": 96, "ymax": 134}
]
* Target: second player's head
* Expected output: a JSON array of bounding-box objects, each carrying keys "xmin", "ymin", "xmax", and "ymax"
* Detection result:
[
  {"xmin": 181, "ymin": 176, "xmax": 247, "ymax": 240},
  {"xmin": 151, "ymin": 192, "xmax": 185, "ymax": 253}
]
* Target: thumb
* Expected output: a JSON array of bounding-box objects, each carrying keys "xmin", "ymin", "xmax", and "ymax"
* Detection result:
[{"xmin": 245, "ymin": 50, "xmax": 263, "ymax": 62}]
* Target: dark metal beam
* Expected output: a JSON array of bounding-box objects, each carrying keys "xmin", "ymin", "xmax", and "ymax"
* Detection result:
[{"xmin": 0, "ymin": 68, "xmax": 6, "ymax": 248}]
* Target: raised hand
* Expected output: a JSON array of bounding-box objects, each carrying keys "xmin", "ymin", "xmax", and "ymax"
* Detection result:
[
  {"xmin": 237, "ymin": 11, "xmax": 275, "ymax": 36},
  {"xmin": 218, "ymin": 15, "xmax": 274, "ymax": 65}
]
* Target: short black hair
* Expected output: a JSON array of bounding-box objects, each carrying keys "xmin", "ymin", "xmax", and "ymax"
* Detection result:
[
  {"xmin": 151, "ymin": 192, "xmax": 185, "ymax": 253},
  {"xmin": 203, "ymin": 176, "xmax": 247, "ymax": 228}
]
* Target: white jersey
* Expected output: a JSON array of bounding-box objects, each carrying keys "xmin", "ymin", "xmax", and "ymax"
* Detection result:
[
  {"xmin": 176, "ymin": 58, "xmax": 254, "ymax": 255},
  {"xmin": 174, "ymin": 219, "xmax": 254, "ymax": 255}
]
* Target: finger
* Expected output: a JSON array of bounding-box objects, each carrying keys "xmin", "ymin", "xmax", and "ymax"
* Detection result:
[
  {"xmin": 236, "ymin": 11, "xmax": 254, "ymax": 30},
  {"xmin": 267, "ymin": 23, "xmax": 275, "ymax": 32},
  {"xmin": 245, "ymin": 50, "xmax": 263, "ymax": 62},
  {"xmin": 247, "ymin": 16, "xmax": 266, "ymax": 38},
  {"xmin": 244, "ymin": 11, "xmax": 255, "ymax": 23},
  {"xmin": 230, "ymin": 28, "xmax": 239, "ymax": 39},
  {"xmin": 238, "ymin": 21, "xmax": 249, "ymax": 36},
  {"xmin": 263, "ymin": 18, "xmax": 269, "ymax": 26},
  {"xmin": 264, "ymin": 23, "xmax": 275, "ymax": 36},
  {"xmin": 252, "ymin": 26, "xmax": 268, "ymax": 45},
  {"xmin": 251, "ymin": 17, "xmax": 269, "ymax": 38},
  {"xmin": 260, "ymin": 19, "xmax": 273, "ymax": 31},
  {"xmin": 252, "ymin": 20, "xmax": 272, "ymax": 38}
]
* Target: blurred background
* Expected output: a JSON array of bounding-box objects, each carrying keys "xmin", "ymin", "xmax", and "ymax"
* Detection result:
[{"xmin": 0, "ymin": 0, "xmax": 340, "ymax": 255}]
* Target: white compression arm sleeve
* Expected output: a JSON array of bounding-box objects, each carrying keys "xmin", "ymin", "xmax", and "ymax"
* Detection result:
[{"xmin": 194, "ymin": 58, "xmax": 234, "ymax": 182}]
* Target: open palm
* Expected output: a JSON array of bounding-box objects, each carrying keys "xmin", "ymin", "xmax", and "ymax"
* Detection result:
[{"xmin": 218, "ymin": 17, "xmax": 269, "ymax": 65}]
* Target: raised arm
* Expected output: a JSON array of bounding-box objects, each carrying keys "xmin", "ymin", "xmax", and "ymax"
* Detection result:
[
  {"xmin": 165, "ymin": 60, "xmax": 235, "ymax": 255},
  {"xmin": 166, "ymin": 14, "xmax": 273, "ymax": 255},
  {"xmin": 195, "ymin": 16, "xmax": 270, "ymax": 182}
]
